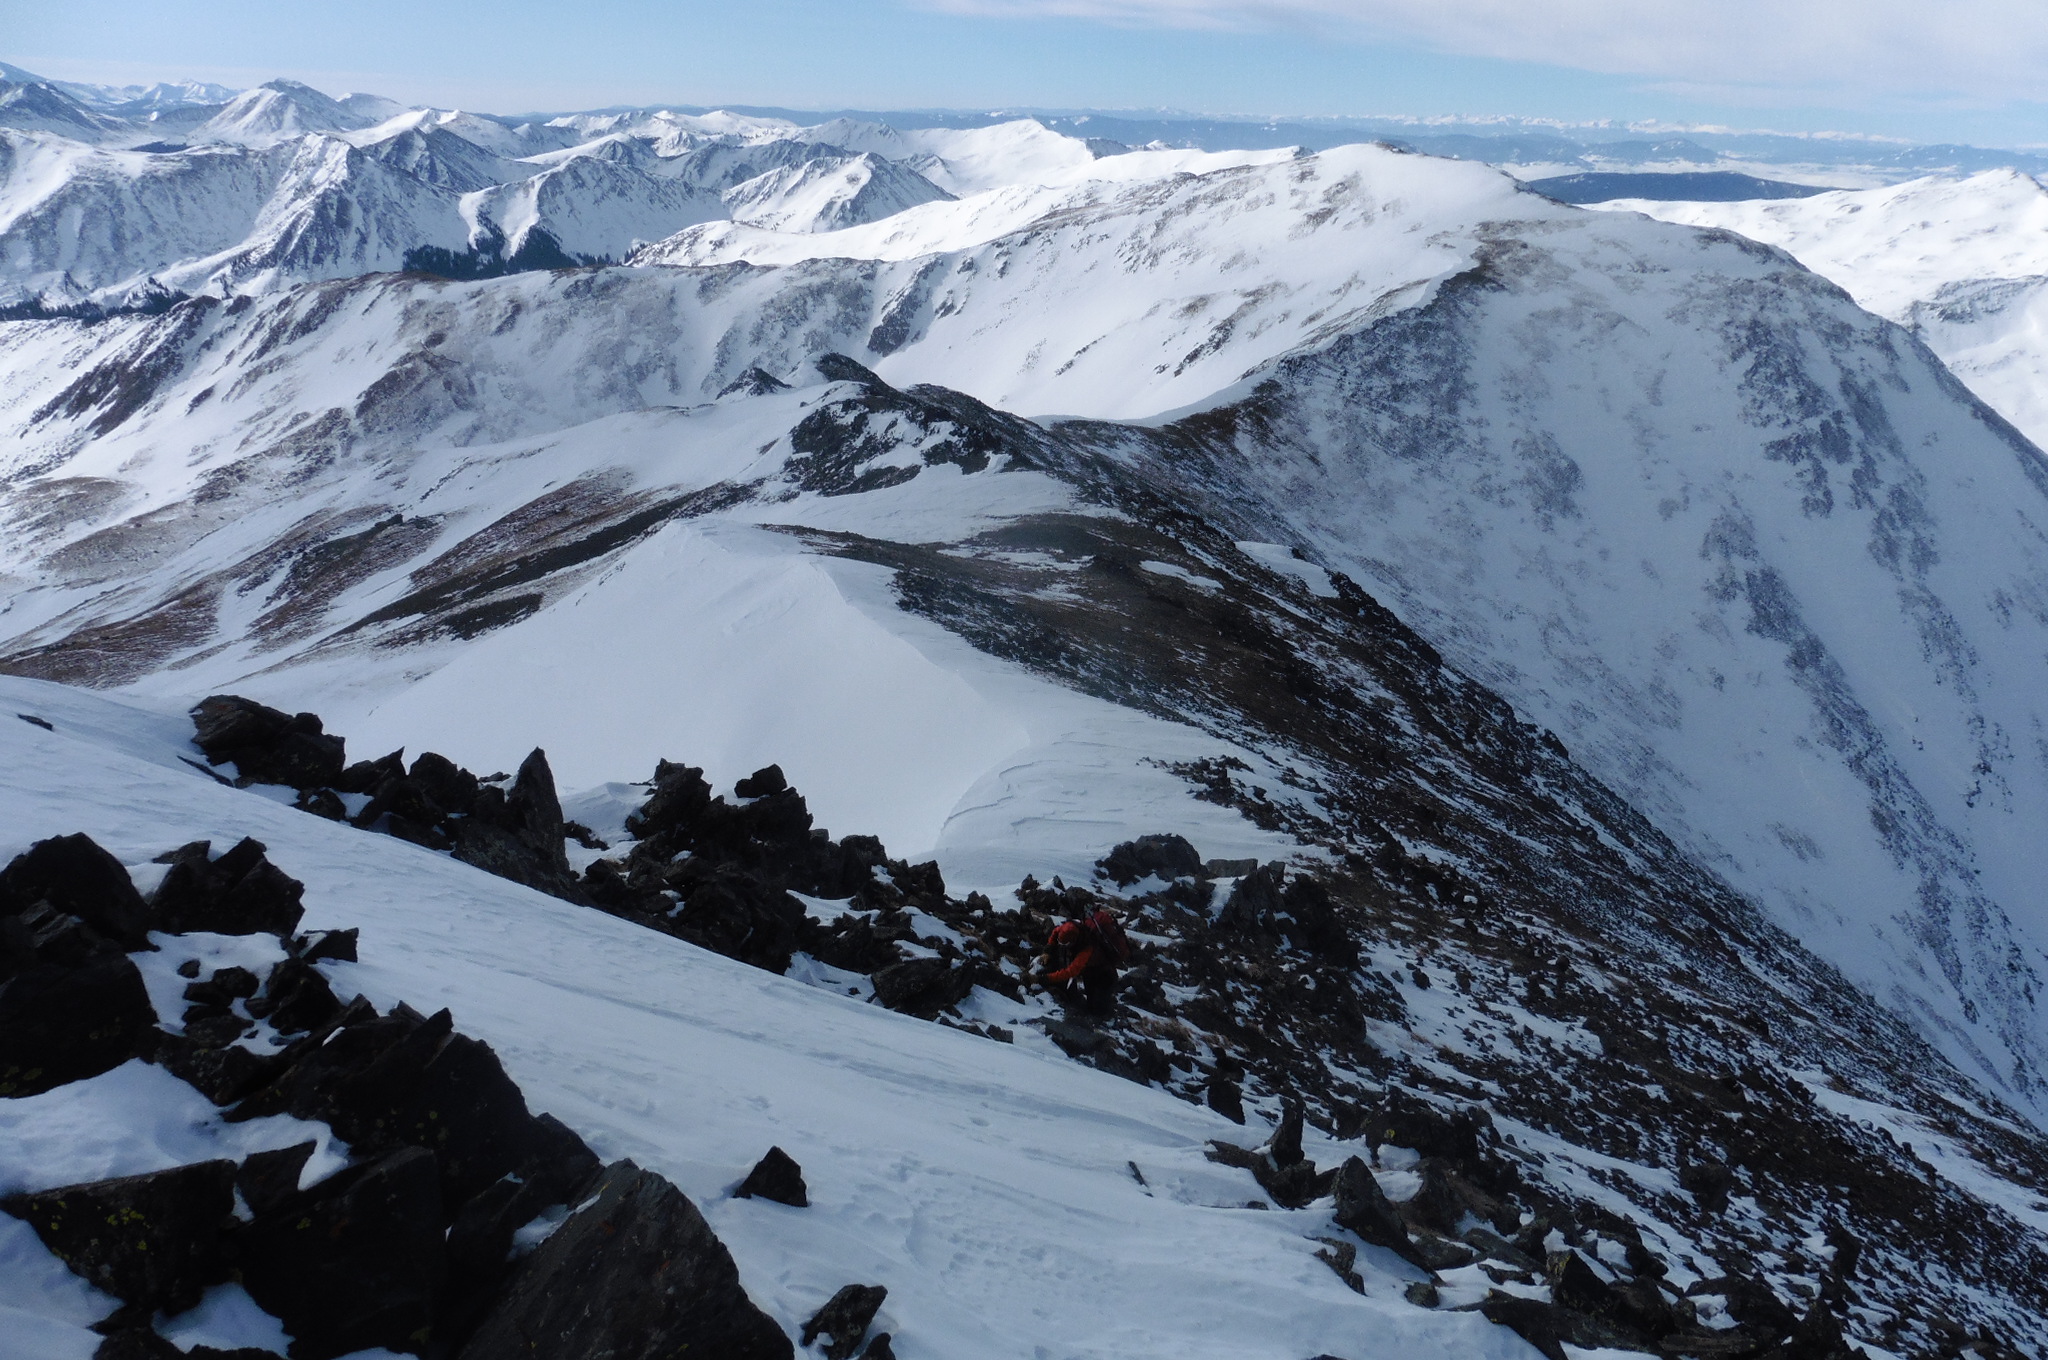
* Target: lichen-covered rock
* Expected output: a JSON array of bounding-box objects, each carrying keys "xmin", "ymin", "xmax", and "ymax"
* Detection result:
[
  {"xmin": 2, "ymin": 1160, "xmax": 237, "ymax": 1315},
  {"xmin": 235, "ymin": 1145, "xmax": 446, "ymax": 1360}
]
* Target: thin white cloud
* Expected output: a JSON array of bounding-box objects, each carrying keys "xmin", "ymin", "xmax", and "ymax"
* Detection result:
[{"xmin": 924, "ymin": 0, "xmax": 2048, "ymax": 104}]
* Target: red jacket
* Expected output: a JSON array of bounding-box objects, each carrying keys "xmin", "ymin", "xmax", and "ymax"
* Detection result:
[
  {"xmin": 1046, "ymin": 912, "xmax": 1130, "ymax": 983},
  {"xmin": 1045, "ymin": 919, "xmax": 1100, "ymax": 984}
]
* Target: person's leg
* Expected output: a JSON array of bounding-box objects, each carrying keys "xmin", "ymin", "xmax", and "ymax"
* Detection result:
[{"xmin": 1084, "ymin": 968, "xmax": 1117, "ymax": 1015}]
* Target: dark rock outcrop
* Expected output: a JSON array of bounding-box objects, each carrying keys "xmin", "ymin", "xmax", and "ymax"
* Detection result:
[
  {"xmin": 802, "ymin": 1284, "xmax": 888, "ymax": 1360},
  {"xmin": 232, "ymin": 1003, "xmax": 565, "ymax": 1210},
  {"xmin": 1332, "ymin": 1156, "xmax": 1420, "ymax": 1265},
  {"xmin": 1, "ymin": 832, "xmax": 153, "ymax": 951},
  {"xmin": 0, "ymin": 954, "xmax": 156, "ymax": 1096},
  {"xmin": 735, "ymin": 1146, "xmax": 809, "ymax": 1207},
  {"xmin": 190, "ymin": 695, "xmax": 345, "ymax": 790},
  {"xmin": 450, "ymin": 749, "xmax": 583, "ymax": 901},
  {"xmin": 235, "ymin": 1145, "xmax": 446, "ymax": 1360},
  {"xmin": 458, "ymin": 1160, "xmax": 793, "ymax": 1360},
  {"xmin": 870, "ymin": 955, "xmax": 973, "ymax": 1017},
  {"xmin": 151, "ymin": 838, "xmax": 307, "ymax": 937},
  {"xmin": 668, "ymin": 869, "xmax": 807, "ymax": 974},
  {"xmin": 1097, "ymin": 834, "xmax": 1202, "ymax": 886},
  {"xmin": 2, "ymin": 1160, "xmax": 237, "ymax": 1316}
]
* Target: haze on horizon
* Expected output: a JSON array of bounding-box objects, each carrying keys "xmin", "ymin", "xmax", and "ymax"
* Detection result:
[{"xmin": 13, "ymin": 0, "xmax": 2048, "ymax": 149}]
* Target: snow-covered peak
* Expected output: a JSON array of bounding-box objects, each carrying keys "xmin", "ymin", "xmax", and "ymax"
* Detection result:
[
  {"xmin": 1604, "ymin": 169, "xmax": 2048, "ymax": 318},
  {"xmin": 720, "ymin": 149, "xmax": 953, "ymax": 233},
  {"xmin": 1599, "ymin": 169, "xmax": 2048, "ymax": 448},
  {"xmin": 194, "ymin": 79, "xmax": 369, "ymax": 147},
  {"xmin": 0, "ymin": 78, "xmax": 131, "ymax": 141},
  {"xmin": 0, "ymin": 62, "xmax": 238, "ymax": 112},
  {"xmin": 797, "ymin": 117, "xmax": 1103, "ymax": 195},
  {"xmin": 642, "ymin": 142, "xmax": 1547, "ymax": 420}
]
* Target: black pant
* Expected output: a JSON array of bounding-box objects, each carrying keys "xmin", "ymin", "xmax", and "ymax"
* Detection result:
[{"xmin": 1059, "ymin": 966, "xmax": 1118, "ymax": 1016}]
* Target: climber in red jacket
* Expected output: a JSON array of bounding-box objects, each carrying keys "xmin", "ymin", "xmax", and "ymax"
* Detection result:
[{"xmin": 1037, "ymin": 905, "xmax": 1133, "ymax": 1015}]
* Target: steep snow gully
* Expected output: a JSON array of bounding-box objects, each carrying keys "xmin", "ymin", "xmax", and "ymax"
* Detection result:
[{"xmin": 4, "ymin": 112, "xmax": 2048, "ymax": 1360}]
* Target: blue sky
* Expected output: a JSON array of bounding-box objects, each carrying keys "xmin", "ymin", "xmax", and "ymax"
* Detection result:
[{"xmin": 13, "ymin": 0, "xmax": 2048, "ymax": 146}]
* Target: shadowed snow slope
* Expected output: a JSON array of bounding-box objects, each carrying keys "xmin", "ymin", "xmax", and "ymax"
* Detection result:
[
  {"xmin": 0, "ymin": 674, "xmax": 1516, "ymax": 1360},
  {"xmin": 1604, "ymin": 171, "xmax": 2048, "ymax": 450},
  {"xmin": 4, "ymin": 142, "xmax": 2048, "ymax": 1124}
]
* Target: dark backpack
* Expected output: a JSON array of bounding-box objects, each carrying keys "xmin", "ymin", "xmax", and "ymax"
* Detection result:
[{"xmin": 1088, "ymin": 909, "xmax": 1134, "ymax": 966}]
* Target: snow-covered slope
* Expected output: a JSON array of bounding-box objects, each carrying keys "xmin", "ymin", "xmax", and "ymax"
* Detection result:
[
  {"xmin": 6, "ymin": 141, "xmax": 2048, "ymax": 1133},
  {"xmin": 637, "ymin": 142, "xmax": 1503, "ymax": 419},
  {"xmin": 719, "ymin": 150, "xmax": 953, "ymax": 233},
  {"xmin": 0, "ymin": 130, "xmax": 475, "ymax": 303},
  {"xmin": 0, "ymin": 677, "xmax": 1501, "ymax": 1360},
  {"xmin": 12, "ymin": 114, "xmax": 2048, "ymax": 1358},
  {"xmin": 1601, "ymin": 171, "xmax": 2048, "ymax": 449}
]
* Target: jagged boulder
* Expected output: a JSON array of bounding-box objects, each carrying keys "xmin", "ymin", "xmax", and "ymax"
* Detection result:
[
  {"xmin": 452, "ymin": 749, "xmax": 582, "ymax": 900},
  {"xmin": 0, "ymin": 954, "xmax": 157, "ymax": 1096},
  {"xmin": 236, "ymin": 1141, "xmax": 317, "ymax": 1216},
  {"xmin": 0, "ymin": 895, "xmax": 127, "ymax": 974},
  {"xmin": 670, "ymin": 869, "xmax": 807, "ymax": 974},
  {"xmin": 1205, "ymin": 1068, "xmax": 1246, "ymax": 1123},
  {"xmin": 802, "ymin": 1284, "xmax": 888, "ymax": 1360},
  {"xmin": 336, "ymin": 749, "xmax": 405, "ymax": 796},
  {"xmin": 2, "ymin": 1160, "xmax": 237, "ymax": 1315},
  {"xmin": 190, "ymin": 696, "xmax": 345, "ymax": 789},
  {"xmin": 1403, "ymin": 1157, "xmax": 1515, "ymax": 1236},
  {"xmin": 1478, "ymin": 1296, "xmax": 1569, "ymax": 1360},
  {"xmin": 458, "ymin": 1160, "xmax": 792, "ymax": 1360},
  {"xmin": 407, "ymin": 752, "xmax": 479, "ymax": 816},
  {"xmin": 292, "ymin": 928, "xmax": 358, "ymax": 964},
  {"xmin": 1332, "ymin": 1156, "xmax": 1420, "ymax": 1265},
  {"xmin": 235, "ymin": 1145, "xmax": 446, "ymax": 1360},
  {"xmin": 735, "ymin": 1146, "xmax": 809, "ymax": 1207},
  {"xmin": 230, "ymin": 1002, "xmax": 592, "ymax": 1214},
  {"xmin": 244, "ymin": 957, "xmax": 342, "ymax": 1035},
  {"xmin": 1, "ymin": 833, "xmax": 153, "ymax": 951},
  {"xmin": 870, "ymin": 955, "xmax": 972, "ymax": 1017},
  {"xmin": 624, "ymin": 759, "xmax": 715, "ymax": 843},
  {"xmin": 1097, "ymin": 834, "xmax": 1203, "ymax": 886},
  {"xmin": 1214, "ymin": 863, "xmax": 1285, "ymax": 935},
  {"xmin": 154, "ymin": 1032, "xmax": 281, "ymax": 1105},
  {"xmin": 438, "ymin": 1127, "xmax": 602, "ymax": 1344},
  {"xmin": 1366, "ymin": 1089, "xmax": 1515, "ymax": 1190},
  {"xmin": 734, "ymin": 764, "xmax": 788, "ymax": 798},
  {"xmin": 150, "ymin": 838, "xmax": 306, "ymax": 937}
]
